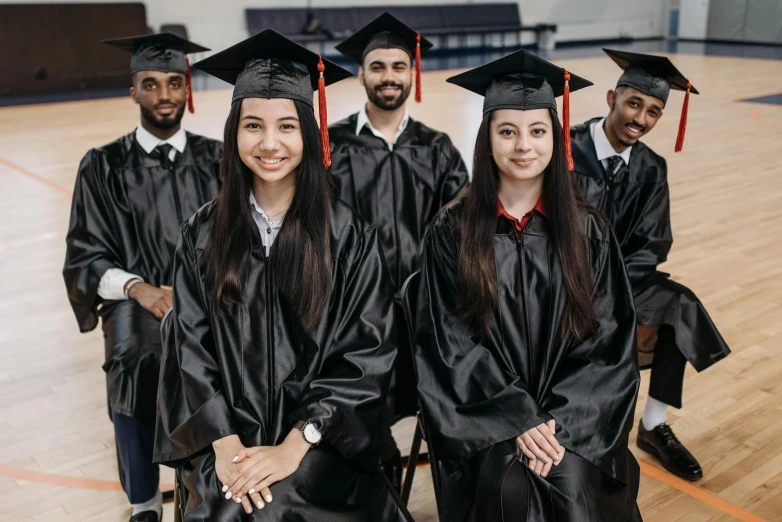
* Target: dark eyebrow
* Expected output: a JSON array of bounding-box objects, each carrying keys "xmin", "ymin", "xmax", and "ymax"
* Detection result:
[
  {"xmin": 628, "ymin": 96, "xmax": 663, "ymax": 112},
  {"xmin": 368, "ymin": 60, "xmax": 409, "ymax": 67},
  {"xmin": 496, "ymin": 122, "xmax": 518, "ymax": 128},
  {"xmin": 141, "ymin": 74, "xmax": 182, "ymax": 83},
  {"xmin": 529, "ymin": 121, "xmax": 549, "ymax": 127},
  {"xmin": 240, "ymin": 115, "xmax": 300, "ymax": 122}
]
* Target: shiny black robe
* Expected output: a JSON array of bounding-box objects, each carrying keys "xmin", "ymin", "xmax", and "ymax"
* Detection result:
[
  {"xmin": 329, "ymin": 113, "xmax": 470, "ymax": 291},
  {"xmin": 330, "ymin": 113, "xmax": 470, "ymax": 417},
  {"xmin": 414, "ymin": 200, "xmax": 641, "ymax": 521},
  {"xmin": 570, "ymin": 118, "xmax": 731, "ymax": 371},
  {"xmin": 154, "ymin": 199, "xmax": 412, "ymax": 522},
  {"xmin": 63, "ymin": 131, "xmax": 222, "ymax": 426}
]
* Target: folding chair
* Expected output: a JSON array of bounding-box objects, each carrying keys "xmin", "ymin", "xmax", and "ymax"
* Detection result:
[{"xmin": 398, "ymin": 271, "xmax": 443, "ymax": 514}]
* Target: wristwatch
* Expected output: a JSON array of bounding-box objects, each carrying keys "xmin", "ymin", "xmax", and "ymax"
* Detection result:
[{"xmin": 294, "ymin": 420, "xmax": 322, "ymax": 446}]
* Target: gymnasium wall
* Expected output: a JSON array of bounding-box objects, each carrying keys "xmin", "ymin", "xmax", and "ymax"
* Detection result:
[{"xmin": 0, "ymin": 0, "xmax": 670, "ymax": 54}]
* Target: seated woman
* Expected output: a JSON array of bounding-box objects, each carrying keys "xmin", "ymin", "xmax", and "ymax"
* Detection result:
[
  {"xmin": 154, "ymin": 30, "xmax": 412, "ymax": 521},
  {"xmin": 414, "ymin": 50, "xmax": 643, "ymax": 521}
]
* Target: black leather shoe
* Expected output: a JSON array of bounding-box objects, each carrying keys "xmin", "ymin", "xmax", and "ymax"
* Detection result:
[
  {"xmin": 129, "ymin": 509, "xmax": 161, "ymax": 522},
  {"xmin": 637, "ymin": 421, "xmax": 703, "ymax": 481},
  {"xmin": 381, "ymin": 449, "xmax": 403, "ymax": 493}
]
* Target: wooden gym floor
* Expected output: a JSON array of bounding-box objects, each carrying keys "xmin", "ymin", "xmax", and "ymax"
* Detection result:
[{"xmin": 1, "ymin": 51, "xmax": 781, "ymax": 521}]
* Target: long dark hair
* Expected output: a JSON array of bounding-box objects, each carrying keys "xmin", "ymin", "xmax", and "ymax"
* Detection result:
[
  {"xmin": 203, "ymin": 98, "xmax": 332, "ymax": 328},
  {"xmin": 457, "ymin": 108, "xmax": 599, "ymax": 340}
]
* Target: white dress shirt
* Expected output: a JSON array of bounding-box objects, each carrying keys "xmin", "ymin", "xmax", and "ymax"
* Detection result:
[
  {"xmin": 355, "ymin": 104, "xmax": 410, "ymax": 151},
  {"xmin": 134, "ymin": 124, "xmax": 187, "ymax": 160},
  {"xmin": 96, "ymin": 125, "xmax": 189, "ymax": 301},
  {"xmin": 250, "ymin": 191, "xmax": 285, "ymax": 256},
  {"xmin": 590, "ymin": 118, "xmax": 632, "ymax": 174}
]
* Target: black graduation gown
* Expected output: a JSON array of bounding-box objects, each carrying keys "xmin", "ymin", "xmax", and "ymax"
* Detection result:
[
  {"xmin": 414, "ymin": 200, "xmax": 641, "ymax": 521},
  {"xmin": 330, "ymin": 113, "xmax": 470, "ymax": 417},
  {"xmin": 63, "ymin": 131, "xmax": 223, "ymax": 426},
  {"xmin": 329, "ymin": 113, "xmax": 470, "ymax": 292},
  {"xmin": 570, "ymin": 118, "xmax": 731, "ymax": 371},
  {"xmin": 154, "ymin": 199, "xmax": 412, "ymax": 522}
]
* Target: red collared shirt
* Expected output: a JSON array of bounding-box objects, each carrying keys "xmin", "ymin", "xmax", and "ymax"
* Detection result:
[{"xmin": 497, "ymin": 197, "xmax": 548, "ymax": 239}]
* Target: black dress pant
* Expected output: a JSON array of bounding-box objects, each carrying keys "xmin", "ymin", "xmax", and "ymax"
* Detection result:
[
  {"xmin": 113, "ymin": 409, "xmax": 160, "ymax": 504},
  {"xmin": 648, "ymin": 325, "xmax": 688, "ymax": 409}
]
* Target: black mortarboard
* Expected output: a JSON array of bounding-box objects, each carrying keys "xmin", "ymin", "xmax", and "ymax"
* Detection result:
[
  {"xmin": 604, "ymin": 49, "xmax": 698, "ymax": 151},
  {"xmin": 194, "ymin": 29, "xmax": 353, "ymax": 167},
  {"xmin": 335, "ymin": 12, "xmax": 433, "ymax": 102},
  {"xmin": 103, "ymin": 32, "xmax": 208, "ymax": 75},
  {"xmin": 447, "ymin": 49, "xmax": 592, "ymax": 169},
  {"xmin": 103, "ymin": 32, "xmax": 209, "ymax": 113}
]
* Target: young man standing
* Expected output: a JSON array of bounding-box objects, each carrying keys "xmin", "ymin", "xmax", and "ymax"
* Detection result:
[
  {"xmin": 328, "ymin": 13, "xmax": 470, "ymax": 489},
  {"xmin": 63, "ymin": 33, "xmax": 223, "ymax": 522}
]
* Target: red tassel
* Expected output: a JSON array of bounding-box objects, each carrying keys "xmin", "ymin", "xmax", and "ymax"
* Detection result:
[
  {"xmin": 415, "ymin": 32, "xmax": 422, "ymax": 103},
  {"xmin": 562, "ymin": 69, "xmax": 573, "ymax": 171},
  {"xmin": 675, "ymin": 80, "xmax": 691, "ymax": 153},
  {"xmin": 186, "ymin": 57, "xmax": 195, "ymax": 114},
  {"xmin": 317, "ymin": 55, "xmax": 331, "ymax": 169}
]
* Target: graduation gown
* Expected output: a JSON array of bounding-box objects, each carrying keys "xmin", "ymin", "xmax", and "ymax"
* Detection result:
[
  {"xmin": 570, "ymin": 118, "xmax": 730, "ymax": 371},
  {"xmin": 414, "ymin": 200, "xmax": 641, "ymax": 521},
  {"xmin": 329, "ymin": 113, "xmax": 470, "ymax": 291},
  {"xmin": 154, "ymin": 199, "xmax": 412, "ymax": 522},
  {"xmin": 63, "ymin": 131, "xmax": 223, "ymax": 426}
]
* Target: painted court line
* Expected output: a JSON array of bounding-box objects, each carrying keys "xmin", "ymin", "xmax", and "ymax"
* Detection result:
[
  {"xmin": 0, "ymin": 457, "xmax": 769, "ymax": 520},
  {"xmin": 0, "ymin": 464, "xmax": 172, "ymax": 492},
  {"xmin": 638, "ymin": 461, "xmax": 768, "ymax": 522},
  {"xmin": 0, "ymin": 155, "xmax": 73, "ymax": 196}
]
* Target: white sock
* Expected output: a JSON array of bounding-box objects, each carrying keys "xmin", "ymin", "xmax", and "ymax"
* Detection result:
[
  {"xmin": 132, "ymin": 488, "xmax": 162, "ymax": 517},
  {"xmin": 642, "ymin": 397, "xmax": 669, "ymax": 431}
]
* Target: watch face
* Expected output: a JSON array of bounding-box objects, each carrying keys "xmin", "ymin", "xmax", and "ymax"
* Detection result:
[{"xmin": 303, "ymin": 423, "xmax": 322, "ymax": 444}]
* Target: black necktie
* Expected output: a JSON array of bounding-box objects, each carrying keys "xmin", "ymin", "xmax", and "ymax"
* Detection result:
[
  {"xmin": 606, "ymin": 155, "xmax": 623, "ymax": 175},
  {"xmin": 155, "ymin": 143, "xmax": 174, "ymax": 165}
]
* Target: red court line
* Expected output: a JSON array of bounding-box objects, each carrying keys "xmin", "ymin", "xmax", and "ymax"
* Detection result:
[
  {"xmin": 638, "ymin": 461, "xmax": 768, "ymax": 522},
  {"xmin": 0, "ymin": 461, "xmax": 767, "ymax": 521},
  {"xmin": 0, "ymin": 229, "xmax": 66, "ymax": 254},
  {"xmin": 752, "ymin": 108, "xmax": 782, "ymax": 133},
  {"xmin": 0, "ymin": 464, "xmax": 172, "ymax": 492},
  {"xmin": 0, "ymin": 155, "xmax": 73, "ymax": 196}
]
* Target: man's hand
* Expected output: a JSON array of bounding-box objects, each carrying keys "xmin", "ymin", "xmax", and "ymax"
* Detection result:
[
  {"xmin": 516, "ymin": 419, "xmax": 564, "ymax": 477},
  {"xmin": 128, "ymin": 282, "xmax": 172, "ymax": 319},
  {"xmin": 224, "ymin": 428, "xmax": 311, "ymax": 510}
]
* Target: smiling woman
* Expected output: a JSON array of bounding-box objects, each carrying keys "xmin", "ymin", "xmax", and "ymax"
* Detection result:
[
  {"xmin": 414, "ymin": 49, "xmax": 642, "ymax": 522},
  {"xmin": 153, "ymin": 29, "xmax": 413, "ymax": 522}
]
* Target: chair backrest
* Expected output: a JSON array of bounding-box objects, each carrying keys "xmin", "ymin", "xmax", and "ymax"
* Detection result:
[{"xmin": 400, "ymin": 270, "xmax": 444, "ymax": 514}]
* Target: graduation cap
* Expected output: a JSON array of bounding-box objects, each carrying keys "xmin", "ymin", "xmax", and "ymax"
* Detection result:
[
  {"xmin": 194, "ymin": 29, "xmax": 352, "ymax": 168},
  {"xmin": 604, "ymin": 49, "xmax": 699, "ymax": 152},
  {"xmin": 447, "ymin": 49, "xmax": 592, "ymax": 170},
  {"xmin": 335, "ymin": 12, "xmax": 434, "ymax": 103},
  {"xmin": 103, "ymin": 32, "xmax": 209, "ymax": 114}
]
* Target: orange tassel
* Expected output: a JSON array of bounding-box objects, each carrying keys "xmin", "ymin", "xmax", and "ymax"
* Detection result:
[
  {"xmin": 562, "ymin": 69, "xmax": 573, "ymax": 171},
  {"xmin": 186, "ymin": 57, "xmax": 195, "ymax": 114},
  {"xmin": 675, "ymin": 80, "xmax": 691, "ymax": 153},
  {"xmin": 415, "ymin": 32, "xmax": 422, "ymax": 103},
  {"xmin": 317, "ymin": 55, "xmax": 331, "ymax": 169}
]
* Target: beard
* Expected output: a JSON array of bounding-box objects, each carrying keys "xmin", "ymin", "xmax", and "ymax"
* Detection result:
[
  {"xmin": 140, "ymin": 102, "xmax": 186, "ymax": 131},
  {"xmin": 365, "ymin": 80, "xmax": 411, "ymax": 111}
]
